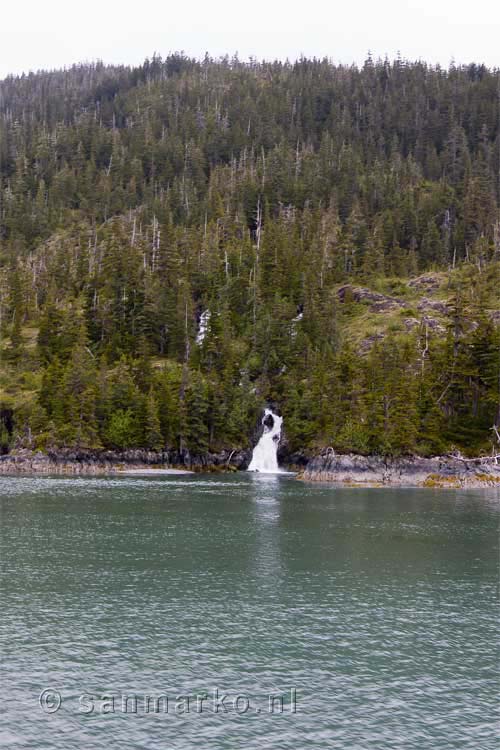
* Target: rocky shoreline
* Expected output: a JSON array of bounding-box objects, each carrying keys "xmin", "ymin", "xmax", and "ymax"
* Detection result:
[
  {"xmin": 0, "ymin": 448, "xmax": 252, "ymax": 475},
  {"xmin": 0, "ymin": 447, "xmax": 499, "ymax": 488},
  {"xmin": 299, "ymin": 451, "xmax": 500, "ymax": 488}
]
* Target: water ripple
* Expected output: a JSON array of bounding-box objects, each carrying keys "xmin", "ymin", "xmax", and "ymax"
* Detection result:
[{"xmin": 0, "ymin": 476, "xmax": 498, "ymax": 749}]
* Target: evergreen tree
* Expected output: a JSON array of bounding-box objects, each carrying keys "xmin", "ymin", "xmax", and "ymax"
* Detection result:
[
  {"xmin": 144, "ymin": 389, "xmax": 163, "ymax": 451},
  {"xmin": 0, "ymin": 56, "xmax": 498, "ymax": 457}
]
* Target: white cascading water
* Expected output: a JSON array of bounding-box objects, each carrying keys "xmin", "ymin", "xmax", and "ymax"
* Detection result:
[
  {"xmin": 196, "ymin": 310, "xmax": 211, "ymax": 345},
  {"xmin": 248, "ymin": 409, "xmax": 283, "ymax": 473}
]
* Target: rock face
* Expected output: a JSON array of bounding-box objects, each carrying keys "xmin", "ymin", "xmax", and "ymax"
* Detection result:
[
  {"xmin": 301, "ymin": 451, "xmax": 500, "ymax": 487},
  {"xmin": 337, "ymin": 284, "xmax": 404, "ymax": 312},
  {"xmin": 417, "ymin": 297, "xmax": 450, "ymax": 315},
  {"xmin": 358, "ymin": 332, "xmax": 386, "ymax": 354},
  {"xmin": 2, "ymin": 446, "xmax": 499, "ymax": 487},
  {"xmin": 407, "ymin": 273, "xmax": 445, "ymax": 293},
  {"xmin": 0, "ymin": 436, "xmax": 307, "ymax": 475},
  {"xmin": 0, "ymin": 447, "xmax": 253, "ymax": 475}
]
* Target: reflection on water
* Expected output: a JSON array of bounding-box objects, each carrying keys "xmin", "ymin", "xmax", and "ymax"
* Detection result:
[{"xmin": 0, "ymin": 475, "xmax": 498, "ymax": 750}]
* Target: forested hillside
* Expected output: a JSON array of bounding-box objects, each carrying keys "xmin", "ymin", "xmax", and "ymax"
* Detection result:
[{"xmin": 0, "ymin": 55, "xmax": 499, "ymax": 457}]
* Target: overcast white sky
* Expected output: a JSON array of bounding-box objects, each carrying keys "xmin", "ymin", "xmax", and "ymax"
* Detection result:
[{"xmin": 0, "ymin": 0, "xmax": 498, "ymax": 78}]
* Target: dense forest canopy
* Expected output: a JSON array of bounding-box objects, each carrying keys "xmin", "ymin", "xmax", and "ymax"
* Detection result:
[{"xmin": 0, "ymin": 54, "xmax": 499, "ymax": 457}]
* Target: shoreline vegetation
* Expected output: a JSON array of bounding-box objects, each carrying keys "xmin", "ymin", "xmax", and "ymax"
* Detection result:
[{"xmin": 1, "ymin": 448, "xmax": 499, "ymax": 487}]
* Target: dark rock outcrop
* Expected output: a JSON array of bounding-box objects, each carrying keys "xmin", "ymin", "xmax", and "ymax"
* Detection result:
[
  {"xmin": 337, "ymin": 285, "xmax": 404, "ymax": 312},
  {"xmin": 407, "ymin": 273, "xmax": 445, "ymax": 293},
  {"xmin": 358, "ymin": 332, "xmax": 386, "ymax": 353},
  {"xmin": 417, "ymin": 297, "xmax": 450, "ymax": 316},
  {"xmin": 2, "ymin": 446, "xmax": 498, "ymax": 487},
  {"xmin": 0, "ymin": 447, "xmax": 253, "ymax": 475},
  {"xmin": 404, "ymin": 317, "xmax": 421, "ymax": 331},
  {"xmin": 301, "ymin": 451, "xmax": 500, "ymax": 487}
]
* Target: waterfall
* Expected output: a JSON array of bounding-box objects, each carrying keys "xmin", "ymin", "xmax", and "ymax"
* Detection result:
[
  {"xmin": 248, "ymin": 409, "xmax": 283, "ymax": 473},
  {"xmin": 196, "ymin": 310, "xmax": 211, "ymax": 345}
]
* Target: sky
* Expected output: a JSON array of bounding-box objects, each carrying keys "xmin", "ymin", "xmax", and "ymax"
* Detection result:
[{"xmin": 0, "ymin": 0, "xmax": 498, "ymax": 78}]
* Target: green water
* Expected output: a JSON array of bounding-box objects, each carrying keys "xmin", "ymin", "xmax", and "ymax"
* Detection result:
[{"xmin": 0, "ymin": 475, "xmax": 498, "ymax": 749}]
